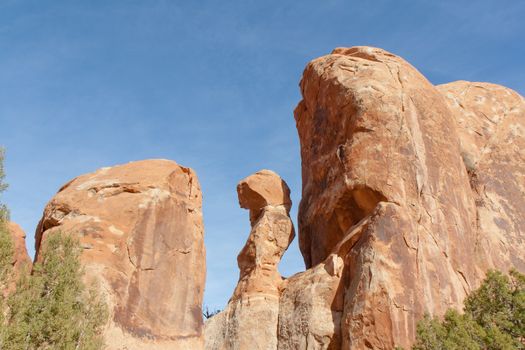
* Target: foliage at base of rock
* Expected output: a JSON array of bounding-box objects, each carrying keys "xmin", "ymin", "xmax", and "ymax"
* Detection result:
[
  {"xmin": 1, "ymin": 232, "xmax": 108, "ymax": 350},
  {"xmin": 410, "ymin": 270, "xmax": 525, "ymax": 350}
]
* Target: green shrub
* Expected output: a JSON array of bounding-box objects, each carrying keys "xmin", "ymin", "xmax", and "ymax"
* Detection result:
[
  {"xmin": 411, "ymin": 270, "xmax": 525, "ymax": 350},
  {"xmin": 2, "ymin": 232, "xmax": 108, "ymax": 349}
]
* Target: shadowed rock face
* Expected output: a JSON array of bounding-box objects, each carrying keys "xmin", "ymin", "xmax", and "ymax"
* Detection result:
[
  {"xmin": 35, "ymin": 159, "xmax": 206, "ymax": 350},
  {"xmin": 205, "ymin": 170, "xmax": 295, "ymax": 350},
  {"xmin": 294, "ymin": 46, "xmax": 525, "ymax": 349}
]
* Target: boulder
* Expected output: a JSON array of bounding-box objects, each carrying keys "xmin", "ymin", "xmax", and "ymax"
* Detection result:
[
  {"xmin": 35, "ymin": 159, "xmax": 206, "ymax": 350},
  {"xmin": 205, "ymin": 170, "xmax": 295, "ymax": 350}
]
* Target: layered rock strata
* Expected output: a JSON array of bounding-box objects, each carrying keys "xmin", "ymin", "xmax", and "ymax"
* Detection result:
[{"xmin": 35, "ymin": 159, "xmax": 206, "ymax": 350}]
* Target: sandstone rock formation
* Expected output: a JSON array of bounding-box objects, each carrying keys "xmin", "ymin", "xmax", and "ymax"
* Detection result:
[
  {"xmin": 294, "ymin": 46, "xmax": 525, "ymax": 349},
  {"xmin": 205, "ymin": 170, "xmax": 295, "ymax": 350},
  {"xmin": 35, "ymin": 159, "xmax": 206, "ymax": 350},
  {"xmin": 7, "ymin": 222, "xmax": 31, "ymax": 274},
  {"xmin": 206, "ymin": 47, "xmax": 525, "ymax": 350}
]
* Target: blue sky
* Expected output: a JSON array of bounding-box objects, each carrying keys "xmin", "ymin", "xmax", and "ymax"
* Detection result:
[{"xmin": 0, "ymin": 0, "xmax": 523, "ymax": 311}]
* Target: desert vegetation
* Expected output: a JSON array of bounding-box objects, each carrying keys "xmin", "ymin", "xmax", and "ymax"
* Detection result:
[
  {"xmin": 406, "ymin": 269, "xmax": 525, "ymax": 349},
  {"xmin": 0, "ymin": 149, "xmax": 107, "ymax": 350}
]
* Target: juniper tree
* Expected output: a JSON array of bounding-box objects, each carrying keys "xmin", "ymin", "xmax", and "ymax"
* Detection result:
[
  {"xmin": 411, "ymin": 269, "xmax": 525, "ymax": 350},
  {"xmin": 4, "ymin": 231, "xmax": 108, "ymax": 350}
]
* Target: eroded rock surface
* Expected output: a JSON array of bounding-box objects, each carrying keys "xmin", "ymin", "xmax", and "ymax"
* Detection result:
[
  {"xmin": 35, "ymin": 159, "xmax": 206, "ymax": 350},
  {"xmin": 294, "ymin": 46, "xmax": 525, "ymax": 349},
  {"xmin": 438, "ymin": 81, "xmax": 525, "ymax": 272},
  {"xmin": 205, "ymin": 170, "xmax": 295, "ymax": 350}
]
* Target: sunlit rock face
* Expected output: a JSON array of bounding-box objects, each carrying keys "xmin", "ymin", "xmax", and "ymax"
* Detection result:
[
  {"xmin": 35, "ymin": 159, "xmax": 206, "ymax": 350},
  {"xmin": 205, "ymin": 170, "xmax": 295, "ymax": 350},
  {"xmin": 294, "ymin": 46, "xmax": 525, "ymax": 349}
]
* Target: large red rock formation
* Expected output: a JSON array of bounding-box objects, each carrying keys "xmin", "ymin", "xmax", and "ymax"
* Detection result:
[
  {"xmin": 35, "ymin": 159, "xmax": 206, "ymax": 350},
  {"xmin": 205, "ymin": 47, "xmax": 524, "ymax": 350},
  {"xmin": 205, "ymin": 170, "xmax": 295, "ymax": 350},
  {"xmin": 294, "ymin": 46, "xmax": 524, "ymax": 349}
]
